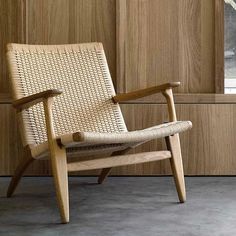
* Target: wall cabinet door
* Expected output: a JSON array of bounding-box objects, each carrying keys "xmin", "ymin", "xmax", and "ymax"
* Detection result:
[{"xmin": 117, "ymin": 0, "xmax": 216, "ymax": 94}]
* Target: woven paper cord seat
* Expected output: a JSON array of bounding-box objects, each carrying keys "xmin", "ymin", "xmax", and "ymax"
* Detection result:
[{"xmin": 32, "ymin": 120, "xmax": 192, "ymax": 158}]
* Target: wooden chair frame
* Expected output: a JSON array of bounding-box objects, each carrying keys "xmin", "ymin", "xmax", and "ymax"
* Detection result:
[{"xmin": 7, "ymin": 81, "xmax": 188, "ymax": 223}]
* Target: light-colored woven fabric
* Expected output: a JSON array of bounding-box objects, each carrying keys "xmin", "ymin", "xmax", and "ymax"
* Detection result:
[
  {"xmin": 67, "ymin": 121, "xmax": 192, "ymax": 144},
  {"xmin": 32, "ymin": 143, "xmax": 130, "ymax": 159},
  {"xmin": 7, "ymin": 43, "xmax": 127, "ymax": 146},
  {"xmin": 30, "ymin": 121, "xmax": 192, "ymax": 158}
]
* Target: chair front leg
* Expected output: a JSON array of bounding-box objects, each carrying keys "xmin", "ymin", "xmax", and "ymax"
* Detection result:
[
  {"xmin": 165, "ymin": 134, "xmax": 186, "ymax": 203},
  {"xmin": 50, "ymin": 145, "xmax": 69, "ymax": 223},
  {"xmin": 162, "ymin": 88, "xmax": 186, "ymax": 202},
  {"xmin": 43, "ymin": 98, "xmax": 69, "ymax": 223}
]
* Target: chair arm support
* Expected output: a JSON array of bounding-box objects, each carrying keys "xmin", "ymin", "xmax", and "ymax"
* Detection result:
[
  {"xmin": 162, "ymin": 88, "xmax": 177, "ymax": 122},
  {"xmin": 12, "ymin": 89, "xmax": 62, "ymax": 111},
  {"xmin": 112, "ymin": 82, "xmax": 180, "ymax": 103}
]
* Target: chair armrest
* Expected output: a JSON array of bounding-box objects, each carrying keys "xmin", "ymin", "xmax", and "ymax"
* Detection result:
[
  {"xmin": 112, "ymin": 82, "xmax": 180, "ymax": 103},
  {"xmin": 12, "ymin": 89, "xmax": 62, "ymax": 111}
]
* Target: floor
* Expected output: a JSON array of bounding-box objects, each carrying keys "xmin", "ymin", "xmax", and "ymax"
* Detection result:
[{"xmin": 0, "ymin": 177, "xmax": 236, "ymax": 236}]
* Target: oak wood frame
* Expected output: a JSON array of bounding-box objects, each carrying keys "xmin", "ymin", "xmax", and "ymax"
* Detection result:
[
  {"xmin": 215, "ymin": 0, "xmax": 224, "ymax": 93},
  {"xmin": 99, "ymin": 82, "xmax": 186, "ymax": 201},
  {"xmin": 13, "ymin": 89, "xmax": 62, "ymax": 111},
  {"xmin": 112, "ymin": 82, "xmax": 180, "ymax": 103},
  {"xmin": 7, "ymin": 81, "xmax": 187, "ymax": 223}
]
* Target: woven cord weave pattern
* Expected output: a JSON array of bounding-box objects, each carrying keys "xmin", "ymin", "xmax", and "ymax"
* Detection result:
[{"xmin": 11, "ymin": 44, "xmax": 127, "ymax": 145}]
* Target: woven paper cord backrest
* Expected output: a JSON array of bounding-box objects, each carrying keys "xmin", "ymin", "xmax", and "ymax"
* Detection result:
[{"xmin": 7, "ymin": 43, "xmax": 127, "ymax": 146}]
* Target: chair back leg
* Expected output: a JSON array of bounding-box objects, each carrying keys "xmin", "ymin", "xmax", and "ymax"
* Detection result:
[
  {"xmin": 98, "ymin": 167, "xmax": 112, "ymax": 184},
  {"xmin": 165, "ymin": 134, "xmax": 186, "ymax": 203},
  {"xmin": 7, "ymin": 149, "xmax": 34, "ymax": 197},
  {"xmin": 98, "ymin": 148, "xmax": 132, "ymax": 184}
]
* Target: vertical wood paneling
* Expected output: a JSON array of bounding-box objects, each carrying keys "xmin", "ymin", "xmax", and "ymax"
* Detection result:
[
  {"xmin": 0, "ymin": 0, "xmax": 26, "ymax": 94},
  {"xmin": 117, "ymin": 0, "xmax": 216, "ymax": 93},
  {"xmin": 26, "ymin": 0, "xmax": 116, "ymax": 82},
  {"xmin": 201, "ymin": 0, "xmax": 215, "ymax": 92},
  {"xmin": 121, "ymin": 104, "xmax": 236, "ymax": 175},
  {"xmin": 0, "ymin": 105, "xmax": 50, "ymax": 176},
  {"xmin": 117, "ymin": 0, "xmax": 180, "ymax": 92},
  {"xmin": 26, "ymin": 0, "xmax": 70, "ymax": 44},
  {"xmin": 178, "ymin": 0, "xmax": 201, "ymax": 92},
  {"xmin": 215, "ymin": 0, "xmax": 225, "ymax": 93}
]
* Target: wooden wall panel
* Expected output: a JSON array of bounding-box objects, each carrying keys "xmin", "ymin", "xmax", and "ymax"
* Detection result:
[
  {"xmin": 1, "ymin": 103, "xmax": 236, "ymax": 176},
  {"xmin": 0, "ymin": 0, "xmax": 26, "ymax": 94},
  {"xmin": 26, "ymin": 0, "xmax": 70, "ymax": 44},
  {"xmin": 120, "ymin": 104, "xmax": 236, "ymax": 175},
  {"xmin": 117, "ymin": 0, "xmax": 215, "ymax": 93},
  {"xmin": 215, "ymin": 0, "xmax": 225, "ymax": 93},
  {"xmin": 0, "ymin": 105, "xmax": 50, "ymax": 175},
  {"xmin": 26, "ymin": 0, "xmax": 116, "ymax": 82}
]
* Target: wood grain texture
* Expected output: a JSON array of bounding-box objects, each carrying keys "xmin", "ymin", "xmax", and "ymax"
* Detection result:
[
  {"xmin": 67, "ymin": 151, "xmax": 171, "ymax": 172},
  {"xmin": 120, "ymin": 104, "xmax": 236, "ymax": 175},
  {"xmin": 26, "ymin": 0, "xmax": 116, "ymax": 82},
  {"xmin": 113, "ymin": 82, "xmax": 180, "ymax": 103},
  {"xmin": 117, "ymin": 0, "xmax": 216, "ymax": 93},
  {"xmin": 215, "ymin": 0, "xmax": 225, "ymax": 93},
  {"xmin": 12, "ymin": 89, "xmax": 62, "ymax": 111},
  {"xmin": 1, "ymin": 103, "xmax": 236, "ymax": 176},
  {"xmin": 0, "ymin": 0, "xmax": 26, "ymax": 94},
  {"xmin": 0, "ymin": 105, "xmax": 50, "ymax": 176}
]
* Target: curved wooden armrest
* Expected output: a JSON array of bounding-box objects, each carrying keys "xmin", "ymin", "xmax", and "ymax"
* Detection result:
[
  {"xmin": 112, "ymin": 82, "xmax": 180, "ymax": 103},
  {"xmin": 12, "ymin": 89, "xmax": 62, "ymax": 111}
]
